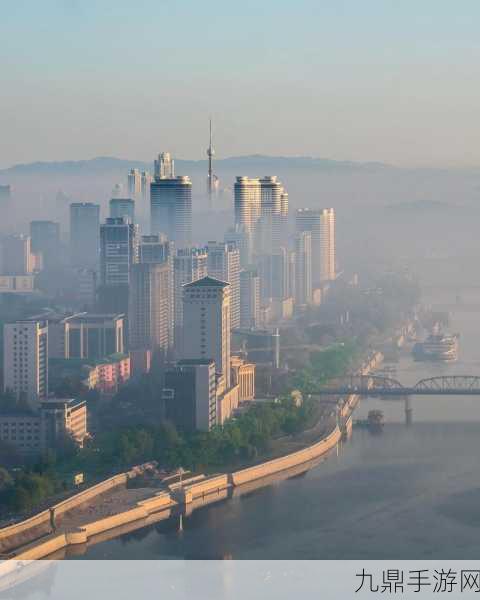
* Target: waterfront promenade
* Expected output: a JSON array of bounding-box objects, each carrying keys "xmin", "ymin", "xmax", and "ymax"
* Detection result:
[{"xmin": 0, "ymin": 351, "xmax": 383, "ymax": 563}]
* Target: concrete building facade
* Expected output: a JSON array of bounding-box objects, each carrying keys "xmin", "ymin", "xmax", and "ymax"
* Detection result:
[
  {"xmin": 182, "ymin": 276, "xmax": 231, "ymax": 388},
  {"xmin": 3, "ymin": 319, "xmax": 48, "ymax": 408}
]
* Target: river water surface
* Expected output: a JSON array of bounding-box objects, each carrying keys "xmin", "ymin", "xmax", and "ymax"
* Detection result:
[{"xmin": 74, "ymin": 288, "xmax": 480, "ymax": 559}]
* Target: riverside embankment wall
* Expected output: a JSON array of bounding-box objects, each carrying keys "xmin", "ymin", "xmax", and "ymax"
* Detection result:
[
  {"xmin": 230, "ymin": 425, "xmax": 341, "ymax": 486},
  {"xmin": 2, "ymin": 422, "xmax": 342, "ymax": 561},
  {"xmin": 0, "ymin": 466, "xmax": 152, "ymax": 555},
  {"xmin": 4, "ymin": 368, "xmax": 375, "ymax": 562}
]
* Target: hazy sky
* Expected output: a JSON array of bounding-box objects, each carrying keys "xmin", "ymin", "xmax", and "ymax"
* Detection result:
[{"xmin": 2, "ymin": 0, "xmax": 480, "ymax": 168}]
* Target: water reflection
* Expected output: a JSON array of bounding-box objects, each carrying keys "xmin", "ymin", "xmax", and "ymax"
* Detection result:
[{"xmin": 71, "ymin": 288, "xmax": 480, "ymax": 559}]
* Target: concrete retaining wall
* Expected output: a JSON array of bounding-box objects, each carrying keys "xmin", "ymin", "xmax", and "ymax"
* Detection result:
[
  {"xmin": 0, "ymin": 466, "xmax": 147, "ymax": 554},
  {"xmin": 230, "ymin": 425, "xmax": 341, "ymax": 487},
  {"xmin": 183, "ymin": 475, "xmax": 229, "ymax": 500}
]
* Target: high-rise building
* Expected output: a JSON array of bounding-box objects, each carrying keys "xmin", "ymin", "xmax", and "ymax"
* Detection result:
[
  {"xmin": 207, "ymin": 241, "xmax": 240, "ymax": 330},
  {"xmin": 99, "ymin": 217, "xmax": 139, "ymax": 313},
  {"xmin": 224, "ymin": 226, "xmax": 251, "ymax": 268},
  {"xmin": 173, "ymin": 247, "xmax": 208, "ymax": 352},
  {"xmin": 296, "ymin": 208, "xmax": 336, "ymax": 285},
  {"xmin": 258, "ymin": 175, "xmax": 284, "ymax": 254},
  {"xmin": 240, "ymin": 268, "xmax": 260, "ymax": 329},
  {"xmin": 182, "ymin": 276, "xmax": 231, "ymax": 388},
  {"xmin": 3, "ymin": 319, "xmax": 48, "ymax": 408},
  {"xmin": 75, "ymin": 268, "xmax": 97, "ymax": 309},
  {"xmin": 129, "ymin": 260, "xmax": 172, "ymax": 353},
  {"xmin": 150, "ymin": 175, "xmax": 192, "ymax": 247},
  {"xmin": 30, "ymin": 220, "xmax": 61, "ymax": 270},
  {"xmin": 141, "ymin": 171, "xmax": 153, "ymax": 207},
  {"xmin": 234, "ymin": 176, "xmax": 261, "ymax": 246},
  {"xmin": 164, "ymin": 359, "xmax": 217, "ymax": 432},
  {"xmin": 127, "ymin": 168, "xmax": 142, "ymax": 200},
  {"xmin": 1, "ymin": 234, "xmax": 33, "ymax": 275},
  {"xmin": 234, "ymin": 176, "xmax": 288, "ymax": 257},
  {"xmin": 138, "ymin": 234, "xmax": 170, "ymax": 264},
  {"xmin": 154, "ymin": 152, "xmax": 175, "ymax": 179},
  {"xmin": 109, "ymin": 198, "xmax": 135, "ymax": 223},
  {"xmin": 69, "ymin": 203, "xmax": 100, "ymax": 269},
  {"xmin": 294, "ymin": 231, "xmax": 312, "ymax": 307}
]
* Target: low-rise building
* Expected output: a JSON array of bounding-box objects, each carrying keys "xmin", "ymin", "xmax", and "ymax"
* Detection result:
[
  {"xmin": 216, "ymin": 384, "xmax": 239, "ymax": 425},
  {"xmin": 230, "ymin": 356, "xmax": 255, "ymax": 402},
  {"xmin": 49, "ymin": 352, "xmax": 131, "ymax": 395},
  {"xmin": 0, "ymin": 398, "xmax": 87, "ymax": 456}
]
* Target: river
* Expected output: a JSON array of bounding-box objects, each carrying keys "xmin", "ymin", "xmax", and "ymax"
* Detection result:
[{"xmin": 72, "ymin": 287, "xmax": 480, "ymax": 559}]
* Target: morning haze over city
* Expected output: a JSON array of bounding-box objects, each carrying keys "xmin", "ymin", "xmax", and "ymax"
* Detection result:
[{"xmin": 2, "ymin": 0, "xmax": 480, "ymax": 574}]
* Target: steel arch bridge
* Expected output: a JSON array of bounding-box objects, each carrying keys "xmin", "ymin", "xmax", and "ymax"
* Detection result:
[{"xmin": 317, "ymin": 375, "xmax": 480, "ymax": 396}]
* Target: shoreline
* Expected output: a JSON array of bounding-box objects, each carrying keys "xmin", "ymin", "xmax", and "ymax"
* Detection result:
[{"xmin": 0, "ymin": 351, "xmax": 383, "ymax": 564}]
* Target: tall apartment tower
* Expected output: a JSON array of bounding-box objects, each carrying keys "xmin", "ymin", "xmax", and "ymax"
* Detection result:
[
  {"xmin": 224, "ymin": 225, "xmax": 251, "ymax": 268},
  {"xmin": 150, "ymin": 175, "xmax": 192, "ymax": 248},
  {"xmin": 240, "ymin": 268, "xmax": 260, "ymax": 329},
  {"xmin": 127, "ymin": 168, "xmax": 142, "ymax": 199},
  {"xmin": 141, "ymin": 171, "xmax": 153, "ymax": 206},
  {"xmin": 69, "ymin": 202, "xmax": 100, "ymax": 269},
  {"xmin": 258, "ymin": 175, "xmax": 285, "ymax": 254},
  {"xmin": 99, "ymin": 217, "xmax": 139, "ymax": 313},
  {"xmin": 173, "ymin": 247, "xmax": 208, "ymax": 352},
  {"xmin": 234, "ymin": 177, "xmax": 261, "ymax": 255},
  {"xmin": 1, "ymin": 234, "xmax": 33, "ymax": 275},
  {"xmin": 207, "ymin": 241, "xmax": 240, "ymax": 330},
  {"xmin": 182, "ymin": 276, "xmax": 231, "ymax": 388},
  {"xmin": 138, "ymin": 234, "xmax": 170, "ymax": 264},
  {"xmin": 234, "ymin": 175, "xmax": 288, "ymax": 257},
  {"xmin": 129, "ymin": 235, "xmax": 172, "ymax": 353},
  {"xmin": 3, "ymin": 319, "xmax": 48, "ymax": 408},
  {"xmin": 154, "ymin": 152, "xmax": 175, "ymax": 179},
  {"xmin": 296, "ymin": 208, "xmax": 336, "ymax": 286},
  {"xmin": 30, "ymin": 220, "xmax": 61, "ymax": 270},
  {"xmin": 129, "ymin": 260, "xmax": 172, "ymax": 354},
  {"xmin": 294, "ymin": 231, "xmax": 312, "ymax": 307},
  {"xmin": 109, "ymin": 198, "xmax": 135, "ymax": 223}
]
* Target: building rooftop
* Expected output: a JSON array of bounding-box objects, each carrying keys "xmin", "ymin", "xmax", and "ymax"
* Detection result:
[
  {"xmin": 184, "ymin": 276, "xmax": 228, "ymax": 288},
  {"xmin": 177, "ymin": 358, "xmax": 215, "ymax": 366}
]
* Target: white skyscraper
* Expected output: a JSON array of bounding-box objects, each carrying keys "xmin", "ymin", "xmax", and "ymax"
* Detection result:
[
  {"xmin": 127, "ymin": 168, "xmax": 142, "ymax": 200},
  {"xmin": 154, "ymin": 152, "xmax": 175, "ymax": 179},
  {"xmin": 173, "ymin": 247, "xmax": 208, "ymax": 352},
  {"xmin": 3, "ymin": 319, "xmax": 48, "ymax": 408},
  {"xmin": 296, "ymin": 208, "xmax": 336, "ymax": 286},
  {"xmin": 182, "ymin": 276, "xmax": 231, "ymax": 388},
  {"xmin": 234, "ymin": 175, "xmax": 288, "ymax": 257},
  {"xmin": 234, "ymin": 176, "xmax": 261, "ymax": 252},
  {"xmin": 207, "ymin": 241, "xmax": 240, "ymax": 329}
]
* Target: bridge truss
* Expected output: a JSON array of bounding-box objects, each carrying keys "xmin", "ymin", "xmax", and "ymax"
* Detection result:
[{"xmin": 318, "ymin": 375, "xmax": 480, "ymax": 396}]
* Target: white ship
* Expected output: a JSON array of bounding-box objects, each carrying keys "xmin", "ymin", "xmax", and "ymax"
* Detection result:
[{"xmin": 412, "ymin": 332, "xmax": 459, "ymax": 362}]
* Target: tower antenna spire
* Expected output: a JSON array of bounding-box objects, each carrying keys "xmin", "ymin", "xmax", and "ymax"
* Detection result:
[{"xmin": 207, "ymin": 117, "xmax": 215, "ymax": 209}]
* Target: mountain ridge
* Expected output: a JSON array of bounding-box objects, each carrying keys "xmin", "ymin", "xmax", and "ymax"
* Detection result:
[{"xmin": 0, "ymin": 154, "xmax": 391, "ymax": 176}]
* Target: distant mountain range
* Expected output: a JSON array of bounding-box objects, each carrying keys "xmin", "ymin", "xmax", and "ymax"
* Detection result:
[{"xmin": 0, "ymin": 155, "xmax": 391, "ymax": 176}]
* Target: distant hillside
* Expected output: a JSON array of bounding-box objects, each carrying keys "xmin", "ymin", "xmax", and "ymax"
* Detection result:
[{"xmin": 0, "ymin": 155, "xmax": 391, "ymax": 176}]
